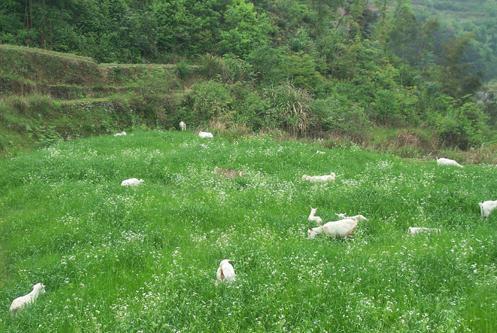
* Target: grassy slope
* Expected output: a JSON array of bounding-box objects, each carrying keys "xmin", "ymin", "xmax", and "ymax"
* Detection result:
[{"xmin": 0, "ymin": 130, "xmax": 496, "ymax": 332}]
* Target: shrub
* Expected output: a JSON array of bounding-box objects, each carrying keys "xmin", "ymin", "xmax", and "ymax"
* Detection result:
[
  {"xmin": 176, "ymin": 61, "xmax": 192, "ymax": 80},
  {"xmin": 181, "ymin": 81, "xmax": 233, "ymax": 125},
  {"xmin": 247, "ymin": 46, "xmax": 288, "ymax": 85},
  {"xmin": 197, "ymin": 54, "xmax": 253, "ymax": 84},
  {"xmin": 264, "ymin": 83, "xmax": 312, "ymax": 135},
  {"xmin": 222, "ymin": 54, "xmax": 253, "ymax": 83},
  {"xmin": 436, "ymin": 102, "xmax": 489, "ymax": 150},
  {"xmin": 311, "ymin": 95, "xmax": 371, "ymax": 141},
  {"xmin": 198, "ymin": 55, "xmax": 227, "ymax": 81},
  {"xmin": 477, "ymin": 82, "xmax": 497, "ymax": 126},
  {"xmin": 230, "ymin": 83, "xmax": 268, "ymax": 130}
]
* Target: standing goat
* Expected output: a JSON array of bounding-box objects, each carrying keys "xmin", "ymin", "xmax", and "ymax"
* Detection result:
[
  {"xmin": 10, "ymin": 283, "xmax": 46, "ymax": 314},
  {"xmin": 308, "ymin": 215, "xmax": 368, "ymax": 239},
  {"xmin": 307, "ymin": 208, "xmax": 323, "ymax": 226},
  {"xmin": 179, "ymin": 121, "xmax": 186, "ymax": 131}
]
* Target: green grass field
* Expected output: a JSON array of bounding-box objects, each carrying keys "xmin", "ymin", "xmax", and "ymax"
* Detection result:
[{"xmin": 1, "ymin": 130, "xmax": 496, "ymax": 332}]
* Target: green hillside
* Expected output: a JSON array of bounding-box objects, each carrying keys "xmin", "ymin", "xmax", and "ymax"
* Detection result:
[
  {"xmin": 1, "ymin": 130, "xmax": 497, "ymax": 331},
  {"xmin": 412, "ymin": 0, "xmax": 497, "ymax": 80},
  {"xmin": 2, "ymin": 44, "xmax": 497, "ymax": 161},
  {"xmin": 1, "ymin": 1, "xmax": 496, "ymax": 152}
]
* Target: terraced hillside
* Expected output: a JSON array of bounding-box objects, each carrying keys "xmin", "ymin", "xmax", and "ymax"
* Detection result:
[
  {"xmin": 0, "ymin": 45, "xmax": 186, "ymax": 97},
  {"xmin": 1, "ymin": 131, "xmax": 497, "ymax": 332},
  {"xmin": 0, "ymin": 45, "xmax": 197, "ymax": 154}
]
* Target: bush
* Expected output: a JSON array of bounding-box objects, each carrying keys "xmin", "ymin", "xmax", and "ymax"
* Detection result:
[
  {"xmin": 311, "ymin": 95, "xmax": 371, "ymax": 141},
  {"xmin": 176, "ymin": 61, "xmax": 192, "ymax": 80},
  {"xmin": 436, "ymin": 102, "xmax": 489, "ymax": 149},
  {"xmin": 230, "ymin": 84, "xmax": 268, "ymax": 130},
  {"xmin": 477, "ymin": 82, "xmax": 497, "ymax": 126},
  {"xmin": 181, "ymin": 81, "xmax": 233, "ymax": 125},
  {"xmin": 222, "ymin": 54, "xmax": 253, "ymax": 83},
  {"xmin": 247, "ymin": 46, "xmax": 288, "ymax": 85},
  {"xmin": 197, "ymin": 54, "xmax": 253, "ymax": 84},
  {"xmin": 198, "ymin": 55, "xmax": 226, "ymax": 81},
  {"xmin": 264, "ymin": 83, "xmax": 312, "ymax": 135}
]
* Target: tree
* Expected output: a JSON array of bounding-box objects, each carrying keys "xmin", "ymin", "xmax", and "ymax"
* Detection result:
[
  {"xmin": 219, "ymin": 0, "xmax": 271, "ymax": 58},
  {"xmin": 440, "ymin": 34, "xmax": 482, "ymax": 98}
]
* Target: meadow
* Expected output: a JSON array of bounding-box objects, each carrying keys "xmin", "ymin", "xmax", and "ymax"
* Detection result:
[{"xmin": 0, "ymin": 130, "xmax": 496, "ymax": 332}]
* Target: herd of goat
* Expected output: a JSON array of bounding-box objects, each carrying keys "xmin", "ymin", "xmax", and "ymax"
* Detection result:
[{"xmin": 8, "ymin": 123, "xmax": 497, "ymax": 314}]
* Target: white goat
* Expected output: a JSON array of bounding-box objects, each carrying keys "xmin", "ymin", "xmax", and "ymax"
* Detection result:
[
  {"xmin": 199, "ymin": 131, "xmax": 214, "ymax": 139},
  {"xmin": 179, "ymin": 121, "xmax": 186, "ymax": 131},
  {"xmin": 10, "ymin": 283, "xmax": 46, "ymax": 314},
  {"xmin": 437, "ymin": 158, "xmax": 463, "ymax": 168},
  {"xmin": 307, "ymin": 208, "xmax": 323, "ymax": 226},
  {"xmin": 114, "ymin": 131, "xmax": 127, "ymax": 137},
  {"xmin": 302, "ymin": 173, "xmax": 336, "ymax": 183},
  {"xmin": 308, "ymin": 215, "xmax": 368, "ymax": 239},
  {"xmin": 121, "ymin": 178, "xmax": 144, "ymax": 187},
  {"xmin": 408, "ymin": 227, "xmax": 441, "ymax": 235},
  {"xmin": 216, "ymin": 259, "xmax": 236, "ymax": 283},
  {"xmin": 479, "ymin": 200, "xmax": 497, "ymax": 218}
]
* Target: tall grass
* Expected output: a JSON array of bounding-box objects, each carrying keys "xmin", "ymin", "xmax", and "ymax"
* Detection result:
[{"xmin": 0, "ymin": 130, "xmax": 496, "ymax": 332}]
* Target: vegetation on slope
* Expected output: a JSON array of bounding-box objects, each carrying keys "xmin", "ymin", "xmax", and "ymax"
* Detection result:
[
  {"xmin": 412, "ymin": 0, "xmax": 497, "ymax": 80},
  {"xmin": 1, "ymin": 131, "xmax": 497, "ymax": 331},
  {"xmin": 1, "ymin": 43, "xmax": 495, "ymax": 159},
  {"xmin": 0, "ymin": 45, "xmax": 195, "ymax": 153}
]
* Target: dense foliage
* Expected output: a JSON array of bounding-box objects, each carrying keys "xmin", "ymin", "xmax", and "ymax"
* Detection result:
[
  {"xmin": 413, "ymin": 0, "xmax": 497, "ymax": 81},
  {"xmin": 0, "ymin": 0, "xmax": 496, "ymax": 149}
]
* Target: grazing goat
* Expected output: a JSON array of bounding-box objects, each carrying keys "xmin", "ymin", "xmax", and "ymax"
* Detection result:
[
  {"xmin": 121, "ymin": 178, "xmax": 144, "ymax": 187},
  {"xmin": 199, "ymin": 131, "xmax": 214, "ymax": 139},
  {"xmin": 479, "ymin": 200, "xmax": 497, "ymax": 218},
  {"xmin": 10, "ymin": 283, "xmax": 45, "ymax": 314},
  {"xmin": 179, "ymin": 121, "xmax": 186, "ymax": 131},
  {"xmin": 308, "ymin": 215, "xmax": 368, "ymax": 239},
  {"xmin": 437, "ymin": 158, "xmax": 463, "ymax": 168},
  {"xmin": 307, "ymin": 208, "xmax": 323, "ymax": 226},
  {"xmin": 216, "ymin": 259, "xmax": 236, "ymax": 283},
  {"xmin": 114, "ymin": 131, "xmax": 127, "ymax": 137},
  {"xmin": 302, "ymin": 173, "xmax": 336, "ymax": 183},
  {"xmin": 408, "ymin": 227, "xmax": 441, "ymax": 235}
]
